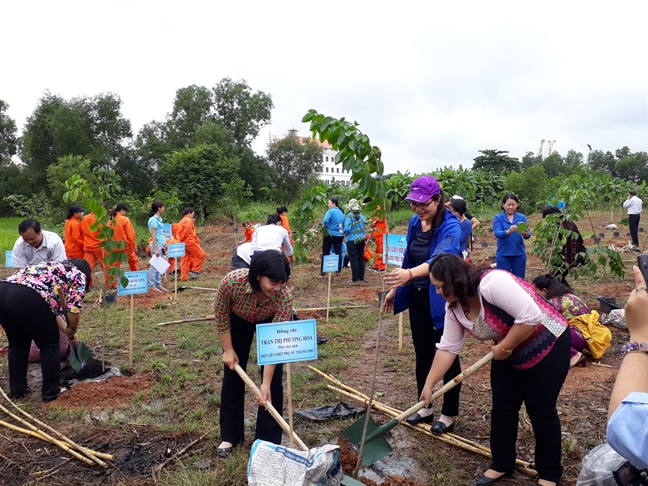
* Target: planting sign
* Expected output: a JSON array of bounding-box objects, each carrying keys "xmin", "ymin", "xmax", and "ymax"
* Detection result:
[
  {"xmin": 117, "ymin": 270, "xmax": 149, "ymax": 296},
  {"xmin": 322, "ymin": 254, "xmax": 339, "ymax": 273},
  {"xmin": 167, "ymin": 242, "xmax": 186, "ymax": 258},
  {"xmin": 257, "ymin": 319, "xmax": 318, "ymax": 366},
  {"xmin": 163, "ymin": 224, "xmax": 173, "ymax": 241},
  {"xmin": 384, "ymin": 234, "xmax": 407, "ymax": 267},
  {"xmin": 5, "ymin": 250, "xmax": 13, "ymax": 268}
]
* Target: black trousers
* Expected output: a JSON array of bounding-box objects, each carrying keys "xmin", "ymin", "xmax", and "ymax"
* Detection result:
[
  {"xmin": 347, "ymin": 239, "xmax": 365, "ymax": 282},
  {"xmin": 408, "ymin": 286, "xmax": 461, "ymax": 416},
  {"xmin": 0, "ymin": 283, "xmax": 62, "ymax": 400},
  {"xmin": 489, "ymin": 329, "xmax": 570, "ymax": 483},
  {"xmin": 219, "ymin": 312, "xmax": 283, "ymax": 446},
  {"xmin": 321, "ymin": 235, "xmax": 343, "ymax": 273},
  {"xmin": 629, "ymin": 213, "xmax": 640, "ymax": 246}
]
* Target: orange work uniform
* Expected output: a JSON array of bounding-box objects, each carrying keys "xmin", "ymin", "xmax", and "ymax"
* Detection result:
[
  {"xmin": 112, "ymin": 213, "xmax": 139, "ymax": 271},
  {"xmin": 80, "ymin": 213, "xmax": 119, "ymax": 288},
  {"xmin": 371, "ymin": 216, "xmax": 387, "ymax": 271},
  {"xmin": 64, "ymin": 217, "xmax": 84, "ymax": 259},
  {"xmin": 279, "ymin": 213, "xmax": 294, "ymax": 245},
  {"xmin": 176, "ymin": 215, "xmax": 206, "ymax": 281},
  {"xmin": 244, "ymin": 226, "xmax": 255, "ymax": 242}
]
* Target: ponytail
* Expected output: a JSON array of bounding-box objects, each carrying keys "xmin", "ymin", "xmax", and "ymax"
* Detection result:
[{"xmin": 149, "ymin": 200, "xmax": 164, "ymax": 218}]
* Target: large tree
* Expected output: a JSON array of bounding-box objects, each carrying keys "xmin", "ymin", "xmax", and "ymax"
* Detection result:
[
  {"xmin": 213, "ymin": 77, "xmax": 273, "ymax": 147},
  {"xmin": 0, "ymin": 100, "xmax": 18, "ymax": 165},
  {"xmin": 588, "ymin": 149, "xmax": 617, "ymax": 175},
  {"xmin": 267, "ymin": 133, "xmax": 323, "ymax": 203},
  {"xmin": 615, "ymin": 151, "xmax": 648, "ymax": 184},
  {"xmin": 158, "ymin": 144, "xmax": 241, "ymax": 218},
  {"xmin": 472, "ymin": 149, "xmax": 521, "ymax": 173}
]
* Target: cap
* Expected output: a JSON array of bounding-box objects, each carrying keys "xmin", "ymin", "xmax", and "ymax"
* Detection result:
[
  {"xmin": 346, "ymin": 198, "xmax": 361, "ymax": 212},
  {"xmin": 404, "ymin": 176, "xmax": 441, "ymax": 202}
]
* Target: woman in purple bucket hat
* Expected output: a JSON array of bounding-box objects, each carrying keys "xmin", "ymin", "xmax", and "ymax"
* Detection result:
[{"xmin": 383, "ymin": 175, "xmax": 463, "ymax": 433}]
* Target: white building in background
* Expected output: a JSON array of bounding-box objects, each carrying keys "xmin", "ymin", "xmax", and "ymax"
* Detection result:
[{"xmin": 287, "ymin": 128, "xmax": 352, "ymax": 186}]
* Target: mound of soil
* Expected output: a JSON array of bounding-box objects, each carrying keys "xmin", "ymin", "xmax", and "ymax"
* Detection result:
[{"xmin": 55, "ymin": 373, "xmax": 155, "ymax": 409}]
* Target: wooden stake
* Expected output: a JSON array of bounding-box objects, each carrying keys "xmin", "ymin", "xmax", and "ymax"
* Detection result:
[
  {"xmin": 129, "ymin": 294, "xmax": 134, "ymax": 366},
  {"xmin": 295, "ymin": 305, "xmax": 368, "ymax": 312},
  {"xmin": 174, "ymin": 259, "xmax": 178, "ymax": 299},
  {"xmin": 398, "ymin": 313, "xmax": 403, "ymax": 354},
  {"xmin": 287, "ymin": 363, "xmax": 294, "ymax": 448},
  {"xmin": 326, "ymin": 272, "xmax": 332, "ymax": 322}
]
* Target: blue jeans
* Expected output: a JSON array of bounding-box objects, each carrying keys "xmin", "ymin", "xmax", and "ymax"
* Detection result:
[{"xmin": 149, "ymin": 243, "xmax": 163, "ymax": 288}]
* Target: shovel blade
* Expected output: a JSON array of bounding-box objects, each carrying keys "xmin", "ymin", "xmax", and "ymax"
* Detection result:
[{"xmin": 341, "ymin": 414, "xmax": 393, "ymax": 466}]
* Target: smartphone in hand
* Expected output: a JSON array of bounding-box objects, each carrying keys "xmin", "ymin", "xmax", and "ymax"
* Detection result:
[{"xmin": 638, "ymin": 254, "xmax": 648, "ymax": 286}]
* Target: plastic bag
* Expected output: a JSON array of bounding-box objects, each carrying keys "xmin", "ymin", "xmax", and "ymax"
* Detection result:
[
  {"xmin": 601, "ymin": 309, "xmax": 627, "ymax": 329},
  {"xmin": 295, "ymin": 402, "xmax": 365, "ymax": 422},
  {"xmin": 247, "ymin": 440, "xmax": 343, "ymax": 486},
  {"xmin": 577, "ymin": 444, "xmax": 627, "ymax": 485}
]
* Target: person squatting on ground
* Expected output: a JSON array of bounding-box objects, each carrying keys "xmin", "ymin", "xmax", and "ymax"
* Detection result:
[
  {"xmin": 382, "ymin": 176, "xmax": 463, "ymax": 433},
  {"xmin": 147, "ymin": 200, "xmax": 168, "ymax": 292},
  {"xmin": 0, "ymin": 259, "xmax": 91, "ymax": 402},
  {"xmin": 533, "ymin": 274, "xmax": 611, "ymax": 368},
  {"xmin": 215, "ymin": 251, "xmax": 293, "ymax": 458},
  {"xmin": 343, "ymin": 198, "xmax": 367, "ymax": 283},
  {"xmin": 64, "ymin": 206, "xmax": 85, "ymax": 259},
  {"xmin": 427, "ymin": 254, "xmax": 570, "ymax": 486},
  {"xmin": 493, "ymin": 193, "xmax": 531, "ymax": 279},
  {"xmin": 238, "ymin": 221, "xmax": 255, "ymax": 245},
  {"xmin": 250, "ymin": 213, "xmax": 294, "ymax": 264},
  {"xmin": 320, "ymin": 197, "xmax": 345, "ymax": 275},
  {"xmin": 541, "ymin": 206, "xmax": 588, "ymax": 287},
  {"xmin": 111, "ymin": 203, "xmax": 139, "ymax": 271},
  {"xmin": 623, "ymin": 190, "xmax": 643, "ymax": 249},
  {"xmin": 176, "ymin": 208, "xmax": 206, "ymax": 281},
  {"xmin": 12, "ymin": 219, "xmax": 67, "ymax": 269}
]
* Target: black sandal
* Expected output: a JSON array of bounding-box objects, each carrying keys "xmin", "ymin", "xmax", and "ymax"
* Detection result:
[{"xmin": 43, "ymin": 387, "xmax": 68, "ymax": 403}]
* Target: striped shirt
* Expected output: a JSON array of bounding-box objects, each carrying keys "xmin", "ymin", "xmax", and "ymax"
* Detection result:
[{"xmin": 214, "ymin": 269, "xmax": 292, "ymax": 334}]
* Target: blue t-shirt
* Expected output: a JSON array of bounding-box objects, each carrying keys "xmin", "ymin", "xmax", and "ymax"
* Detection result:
[
  {"xmin": 148, "ymin": 215, "xmax": 166, "ymax": 248},
  {"xmin": 607, "ymin": 392, "xmax": 648, "ymax": 469},
  {"xmin": 409, "ymin": 226, "xmax": 433, "ymax": 289},
  {"xmin": 322, "ymin": 207, "xmax": 345, "ymax": 237}
]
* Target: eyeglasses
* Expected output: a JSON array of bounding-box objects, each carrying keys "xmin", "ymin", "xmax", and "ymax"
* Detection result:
[{"xmin": 409, "ymin": 200, "xmax": 434, "ymax": 210}]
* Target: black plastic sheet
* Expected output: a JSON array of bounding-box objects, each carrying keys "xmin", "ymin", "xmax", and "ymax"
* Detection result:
[{"xmin": 295, "ymin": 402, "xmax": 365, "ymax": 422}]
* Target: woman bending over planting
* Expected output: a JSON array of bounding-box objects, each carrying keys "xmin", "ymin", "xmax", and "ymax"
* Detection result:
[
  {"xmin": 0, "ymin": 259, "xmax": 91, "ymax": 402},
  {"xmin": 215, "ymin": 251, "xmax": 292, "ymax": 458},
  {"xmin": 426, "ymin": 253, "xmax": 569, "ymax": 486}
]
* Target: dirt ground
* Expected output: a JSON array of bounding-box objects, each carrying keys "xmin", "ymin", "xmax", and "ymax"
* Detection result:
[{"xmin": 0, "ymin": 211, "xmax": 644, "ymax": 485}]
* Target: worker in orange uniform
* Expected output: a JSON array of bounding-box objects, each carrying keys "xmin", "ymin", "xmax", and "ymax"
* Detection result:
[
  {"xmin": 80, "ymin": 212, "xmax": 119, "ymax": 288},
  {"xmin": 176, "ymin": 208, "xmax": 206, "ymax": 281},
  {"xmin": 276, "ymin": 206, "xmax": 294, "ymax": 245},
  {"xmin": 370, "ymin": 206, "xmax": 387, "ymax": 272},
  {"xmin": 64, "ymin": 205, "xmax": 85, "ymax": 259},
  {"xmin": 238, "ymin": 221, "xmax": 255, "ymax": 245},
  {"xmin": 110, "ymin": 203, "xmax": 139, "ymax": 271}
]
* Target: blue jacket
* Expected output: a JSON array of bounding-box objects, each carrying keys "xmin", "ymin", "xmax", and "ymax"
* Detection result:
[
  {"xmin": 343, "ymin": 213, "xmax": 366, "ymax": 243},
  {"xmin": 393, "ymin": 209, "xmax": 461, "ymax": 330},
  {"xmin": 493, "ymin": 211, "xmax": 531, "ymax": 257},
  {"xmin": 322, "ymin": 208, "xmax": 345, "ymax": 236}
]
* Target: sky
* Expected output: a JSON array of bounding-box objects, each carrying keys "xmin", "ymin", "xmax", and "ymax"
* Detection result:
[{"xmin": 1, "ymin": 0, "xmax": 647, "ymax": 174}]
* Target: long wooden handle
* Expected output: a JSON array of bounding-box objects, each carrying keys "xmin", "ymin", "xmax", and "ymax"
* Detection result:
[
  {"xmin": 233, "ymin": 364, "xmax": 308, "ymax": 451},
  {"xmin": 395, "ymin": 351, "xmax": 495, "ymax": 423}
]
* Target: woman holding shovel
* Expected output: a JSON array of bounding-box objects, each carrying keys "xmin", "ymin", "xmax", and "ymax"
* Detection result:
[
  {"xmin": 0, "ymin": 259, "xmax": 92, "ymax": 402},
  {"xmin": 382, "ymin": 176, "xmax": 462, "ymax": 433},
  {"xmin": 214, "ymin": 250, "xmax": 292, "ymax": 458},
  {"xmin": 425, "ymin": 253, "xmax": 570, "ymax": 486}
]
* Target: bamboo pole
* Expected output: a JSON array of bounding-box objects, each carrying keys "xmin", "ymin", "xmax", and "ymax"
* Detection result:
[
  {"xmin": 287, "ymin": 363, "xmax": 294, "ymax": 448},
  {"xmin": 0, "ymin": 402, "xmax": 108, "ymax": 467},
  {"xmin": 129, "ymin": 294, "xmax": 134, "ymax": 366},
  {"xmin": 295, "ymin": 305, "xmax": 369, "ymax": 312},
  {"xmin": 156, "ymin": 316, "xmax": 212, "ymax": 326},
  {"xmin": 307, "ymin": 365, "xmax": 531, "ymax": 469},
  {"xmin": 0, "ymin": 419, "xmax": 96, "ymax": 466},
  {"xmin": 398, "ymin": 313, "xmax": 403, "ymax": 354},
  {"xmin": 327, "ymin": 385, "xmax": 536, "ymax": 477},
  {"xmin": 0, "ymin": 386, "xmax": 113, "ymax": 461},
  {"xmin": 326, "ymin": 272, "xmax": 332, "ymax": 322}
]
